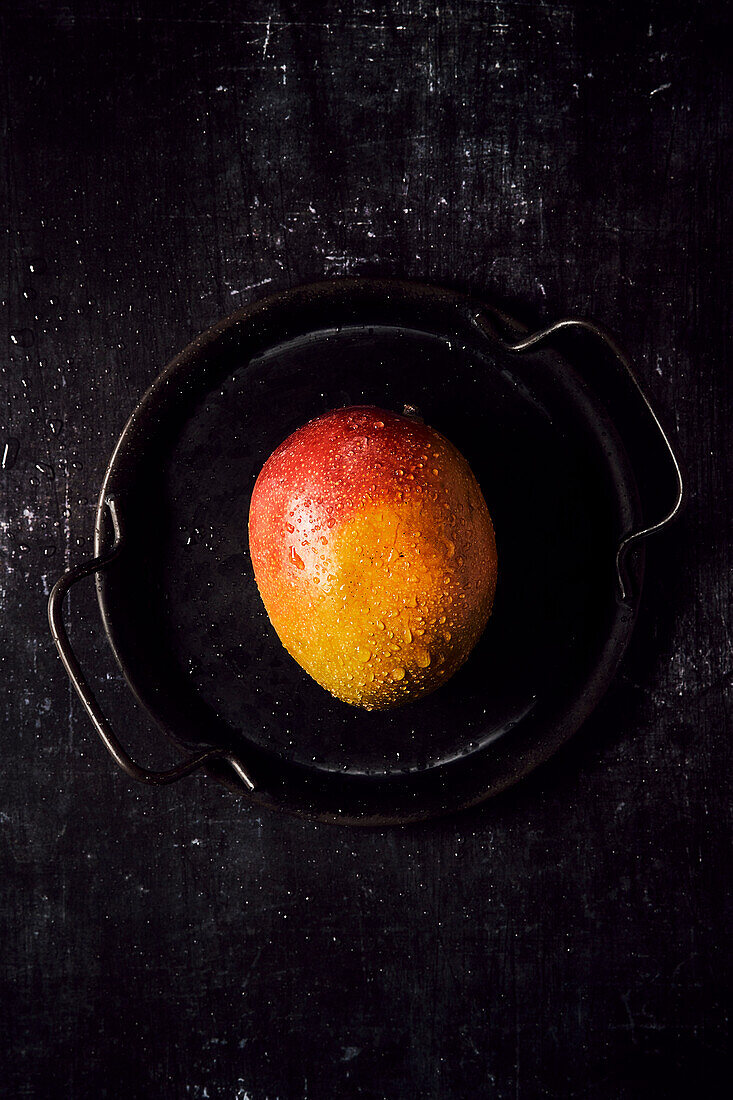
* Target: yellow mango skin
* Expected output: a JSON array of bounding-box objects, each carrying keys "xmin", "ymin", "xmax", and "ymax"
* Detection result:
[
  {"xmin": 249, "ymin": 406, "xmax": 497, "ymax": 711},
  {"xmin": 269, "ymin": 499, "xmax": 495, "ymax": 710}
]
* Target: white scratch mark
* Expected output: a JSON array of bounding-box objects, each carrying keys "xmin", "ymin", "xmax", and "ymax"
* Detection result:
[
  {"xmin": 650, "ymin": 82, "xmax": 671, "ymax": 97},
  {"xmin": 228, "ymin": 277, "xmax": 273, "ymax": 296},
  {"xmin": 262, "ymin": 12, "xmax": 272, "ymax": 58}
]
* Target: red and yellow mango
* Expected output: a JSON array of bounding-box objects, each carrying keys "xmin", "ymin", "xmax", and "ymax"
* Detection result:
[{"xmin": 248, "ymin": 406, "xmax": 497, "ymax": 710}]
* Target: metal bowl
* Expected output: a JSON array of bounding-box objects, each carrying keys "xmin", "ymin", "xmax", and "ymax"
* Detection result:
[{"xmin": 49, "ymin": 278, "xmax": 682, "ymax": 824}]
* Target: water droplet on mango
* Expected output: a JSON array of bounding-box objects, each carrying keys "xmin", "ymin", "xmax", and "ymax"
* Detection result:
[{"xmin": 289, "ymin": 546, "xmax": 305, "ymax": 570}]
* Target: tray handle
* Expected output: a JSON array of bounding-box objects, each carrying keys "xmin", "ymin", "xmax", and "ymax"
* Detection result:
[
  {"xmin": 472, "ymin": 313, "xmax": 684, "ymax": 603},
  {"xmin": 48, "ymin": 496, "xmax": 255, "ymax": 791}
]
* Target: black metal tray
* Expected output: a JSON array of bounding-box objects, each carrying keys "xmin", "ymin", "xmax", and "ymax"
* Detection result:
[{"xmin": 49, "ymin": 278, "xmax": 682, "ymax": 824}]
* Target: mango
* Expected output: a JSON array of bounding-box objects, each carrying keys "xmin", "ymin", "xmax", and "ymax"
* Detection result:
[{"xmin": 248, "ymin": 406, "xmax": 497, "ymax": 710}]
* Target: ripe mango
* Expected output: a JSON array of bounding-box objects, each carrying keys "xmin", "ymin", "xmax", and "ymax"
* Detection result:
[{"xmin": 248, "ymin": 406, "xmax": 497, "ymax": 710}]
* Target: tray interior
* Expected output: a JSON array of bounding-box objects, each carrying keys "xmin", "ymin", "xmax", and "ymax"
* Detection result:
[{"xmin": 99, "ymin": 319, "xmax": 626, "ymax": 786}]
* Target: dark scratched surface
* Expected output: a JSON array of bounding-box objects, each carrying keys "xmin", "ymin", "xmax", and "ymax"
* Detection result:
[{"xmin": 1, "ymin": 2, "xmax": 730, "ymax": 1097}]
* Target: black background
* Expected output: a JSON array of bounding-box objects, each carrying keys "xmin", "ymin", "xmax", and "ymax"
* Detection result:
[{"xmin": 1, "ymin": 2, "xmax": 731, "ymax": 1097}]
